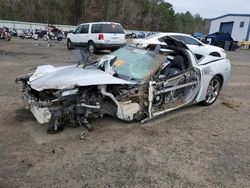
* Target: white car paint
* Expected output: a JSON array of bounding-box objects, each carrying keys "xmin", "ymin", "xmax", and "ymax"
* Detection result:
[
  {"xmin": 193, "ymin": 52, "xmax": 231, "ymax": 102},
  {"xmin": 132, "ymin": 32, "xmax": 227, "ymax": 58},
  {"xmin": 67, "ymin": 22, "xmax": 126, "ymax": 52},
  {"xmin": 29, "ymin": 65, "xmax": 135, "ymax": 92}
]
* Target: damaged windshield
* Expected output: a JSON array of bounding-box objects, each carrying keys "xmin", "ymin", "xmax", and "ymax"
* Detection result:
[{"xmin": 111, "ymin": 46, "xmax": 164, "ymax": 81}]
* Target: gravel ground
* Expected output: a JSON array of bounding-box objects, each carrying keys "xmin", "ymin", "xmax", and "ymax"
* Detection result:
[{"xmin": 0, "ymin": 38, "xmax": 249, "ymax": 188}]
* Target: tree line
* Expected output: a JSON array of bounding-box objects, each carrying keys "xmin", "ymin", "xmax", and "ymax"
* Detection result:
[{"xmin": 0, "ymin": 0, "xmax": 209, "ymax": 34}]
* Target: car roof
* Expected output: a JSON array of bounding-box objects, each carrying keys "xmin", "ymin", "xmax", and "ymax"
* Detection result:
[
  {"xmin": 159, "ymin": 32, "xmax": 192, "ymax": 37},
  {"xmin": 144, "ymin": 32, "xmax": 193, "ymax": 40},
  {"xmin": 79, "ymin": 22, "xmax": 121, "ymax": 25}
]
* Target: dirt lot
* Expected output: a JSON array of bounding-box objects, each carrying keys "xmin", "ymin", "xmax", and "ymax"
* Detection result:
[{"xmin": 0, "ymin": 38, "xmax": 250, "ymax": 188}]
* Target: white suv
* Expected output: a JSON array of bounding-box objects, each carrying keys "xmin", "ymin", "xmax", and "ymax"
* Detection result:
[{"xmin": 67, "ymin": 22, "xmax": 126, "ymax": 53}]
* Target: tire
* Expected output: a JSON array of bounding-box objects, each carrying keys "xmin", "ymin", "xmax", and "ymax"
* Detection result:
[
  {"xmin": 210, "ymin": 52, "xmax": 220, "ymax": 57},
  {"xmin": 57, "ymin": 37, "xmax": 62, "ymax": 41},
  {"xmin": 67, "ymin": 39, "xmax": 74, "ymax": 50},
  {"xmin": 201, "ymin": 76, "xmax": 222, "ymax": 106},
  {"xmin": 5, "ymin": 36, "xmax": 11, "ymax": 41},
  {"xmin": 5, "ymin": 33, "xmax": 11, "ymax": 41},
  {"xmin": 88, "ymin": 41, "xmax": 96, "ymax": 54},
  {"xmin": 43, "ymin": 35, "xmax": 49, "ymax": 41},
  {"xmin": 33, "ymin": 36, "xmax": 38, "ymax": 40}
]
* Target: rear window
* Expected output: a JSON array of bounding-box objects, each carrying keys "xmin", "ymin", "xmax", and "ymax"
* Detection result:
[{"xmin": 91, "ymin": 24, "xmax": 125, "ymax": 34}]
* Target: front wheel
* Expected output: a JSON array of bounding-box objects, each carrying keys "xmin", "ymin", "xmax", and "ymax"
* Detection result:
[
  {"xmin": 67, "ymin": 40, "xmax": 74, "ymax": 50},
  {"xmin": 201, "ymin": 76, "xmax": 222, "ymax": 106}
]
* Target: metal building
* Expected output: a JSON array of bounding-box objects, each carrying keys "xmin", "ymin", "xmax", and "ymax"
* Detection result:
[{"xmin": 209, "ymin": 14, "xmax": 250, "ymax": 42}]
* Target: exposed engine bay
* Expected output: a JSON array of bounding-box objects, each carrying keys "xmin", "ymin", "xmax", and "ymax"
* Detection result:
[{"xmin": 17, "ymin": 76, "xmax": 148, "ymax": 135}]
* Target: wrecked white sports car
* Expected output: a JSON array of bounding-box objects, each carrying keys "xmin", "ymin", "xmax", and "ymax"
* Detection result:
[{"xmin": 16, "ymin": 37, "xmax": 230, "ymax": 134}]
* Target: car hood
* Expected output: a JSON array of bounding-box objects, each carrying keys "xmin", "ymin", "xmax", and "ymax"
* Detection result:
[
  {"xmin": 29, "ymin": 65, "xmax": 135, "ymax": 91},
  {"xmin": 206, "ymin": 44, "xmax": 224, "ymax": 51}
]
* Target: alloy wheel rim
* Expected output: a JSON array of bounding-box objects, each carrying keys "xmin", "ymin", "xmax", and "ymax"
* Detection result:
[{"xmin": 205, "ymin": 79, "xmax": 220, "ymax": 104}]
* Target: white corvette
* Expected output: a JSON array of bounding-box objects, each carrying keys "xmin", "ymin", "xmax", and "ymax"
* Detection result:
[
  {"xmin": 132, "ymin": 32, "xmax": 226, "ymax": 58},
  {"xmin": 16, "ymin": 36, "xmax": 230, "ymax": 134}
]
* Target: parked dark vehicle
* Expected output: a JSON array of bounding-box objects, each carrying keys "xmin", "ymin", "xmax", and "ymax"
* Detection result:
[{"xmin": 203, "ymin": 32, "xmax": 238, "ymax": 51}]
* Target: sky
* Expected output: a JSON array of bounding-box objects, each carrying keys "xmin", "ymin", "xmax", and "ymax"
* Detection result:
[{"xmin": 166, "ymin": 0, "xmax": 250, "ymax": 18}]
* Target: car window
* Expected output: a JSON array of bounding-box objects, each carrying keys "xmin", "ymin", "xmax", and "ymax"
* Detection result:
[
  {"xmin": 75, "ymin": 25, "xmax": 82, "ymax": 34},
  {"xmin": 102, "ymin": 24, "xmax": 124, "ymax": 34},
  {"xmin": 158, "ymin": 37, "xmax": 166, "ymax": 42},
  {"xmin": 91, "ymin": 24, "xmax": 102, "ymax": 33},
  {"xmin": 110, "ymin": 46, "xmax": 164, "ymax": 81},
  {"xmin": 170, "ymin": 35, "xmax": 182, "ymax": 41},
  {"xmin": 81, "ymin": 24, "xmax": 89, "ymax": 34},
  {"xmin": 91, "ymin": 23, "xmax": 125, "ymax": 34},
  {"xmin": 180, "ymin": 36, "xmax": 201, "ymax": 45}
]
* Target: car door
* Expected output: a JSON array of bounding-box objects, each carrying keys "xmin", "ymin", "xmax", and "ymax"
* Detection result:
[
  {"xmin": 148, "ymin": 57, "xmax": 201, "ymax": 119},
  {"xmin": 70, "ymin": 25, "xmax": 82, "ymax": 46},
  {"xmin": 79, "ymin": 24, "xmax": 89, "ymax": 47}
]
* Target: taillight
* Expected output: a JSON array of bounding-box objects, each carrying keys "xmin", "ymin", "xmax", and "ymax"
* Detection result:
[{"xmin": 98, "ymin": 33, "xmax": 104, "ymax": 40}]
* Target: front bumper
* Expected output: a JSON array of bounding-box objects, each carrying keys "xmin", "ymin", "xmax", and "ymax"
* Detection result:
[
  {"xmin": 22, "ymin": 90, "xmax": 52, "ymax": 124},
  {"xmin": 30, "ymin": 105, "xmax": 51, "ymax": 124}
]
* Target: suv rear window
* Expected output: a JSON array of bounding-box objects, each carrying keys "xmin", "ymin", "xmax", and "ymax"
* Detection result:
[{"xmin": 91, "ymin": 24, "xmax": 125, "ymax": 34}]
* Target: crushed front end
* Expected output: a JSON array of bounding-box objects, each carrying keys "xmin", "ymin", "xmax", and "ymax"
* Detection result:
[{"xmin": 16, "ymin": 74, "xmax": 109, "ymax": 133}]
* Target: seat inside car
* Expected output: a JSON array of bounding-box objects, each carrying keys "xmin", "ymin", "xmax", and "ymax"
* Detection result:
[{"xmin": 162, "ymin": 55, "xmax": 186, "ymax": 77}]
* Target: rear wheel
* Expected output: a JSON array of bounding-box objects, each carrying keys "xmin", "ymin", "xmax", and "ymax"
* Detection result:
[
  {"xmin": 88, "ymin": 41, "xmax": 96, "ymax": 54},
  {"xmin": 201, "ymin": 76, "xmax": 222, "ymax": 106}
]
